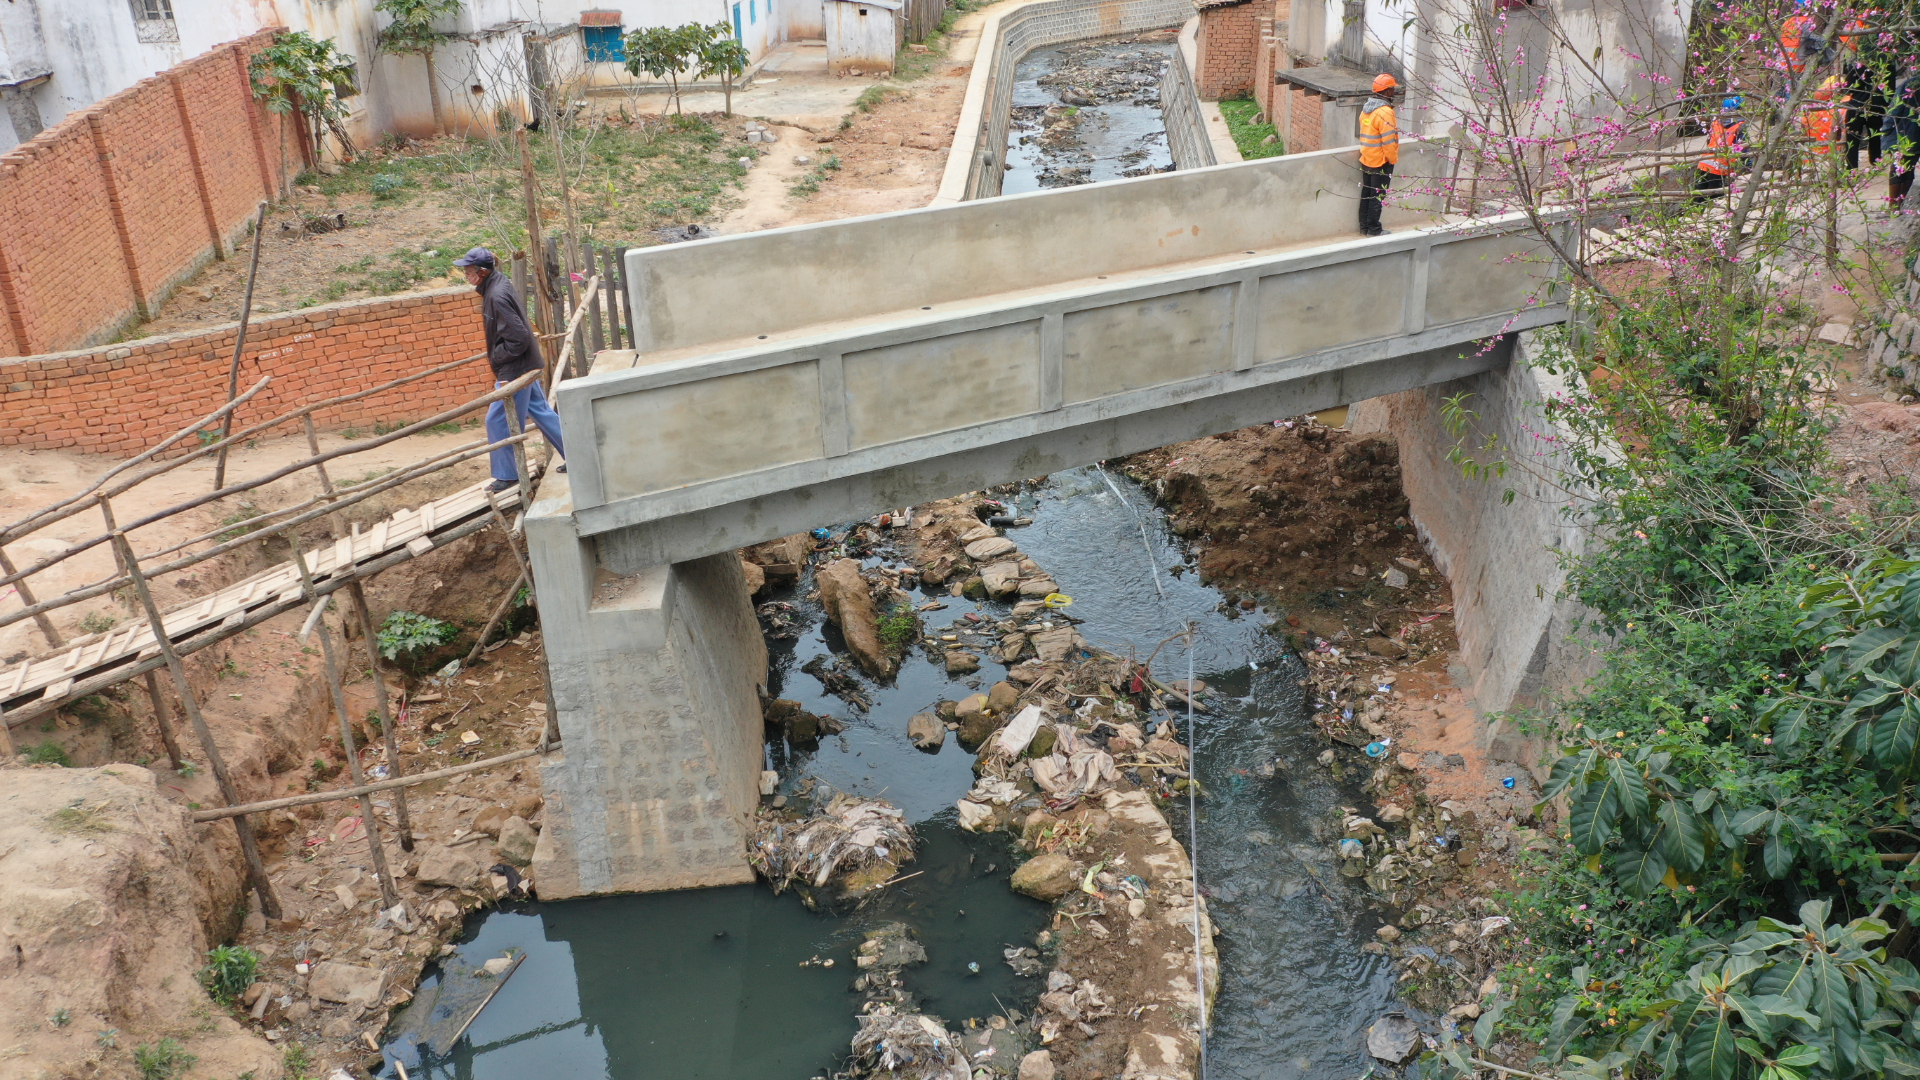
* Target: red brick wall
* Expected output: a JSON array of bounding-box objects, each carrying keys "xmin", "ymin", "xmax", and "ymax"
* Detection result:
[
  {"xmin": 1290, "ymin": 85, "xmax": 1325, "ymax": 152},
  {"xmin": 1253, "ymin": 18, "xmax": 1278, "ymax": 125},
  {"xmin": 1196, "ymin": 2, "xmax": 1261, "ymax": 100},
  {"xmin": 0, "ymin": 29, "xmax": 291, "ymax": 359},
  {"xmin": 0, "ymin": 288, "xmax": 492, "ymax": 459}
]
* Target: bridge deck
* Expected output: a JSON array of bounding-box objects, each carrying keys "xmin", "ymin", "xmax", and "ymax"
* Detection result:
[{"xmin": 1, "ymin": 481, "xmax": 520, "ymax": 728}]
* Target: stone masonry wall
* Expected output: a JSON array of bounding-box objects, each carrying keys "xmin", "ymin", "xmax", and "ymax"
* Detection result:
[
  {"xmin": 0, "ymin": 287, "xmax": 487, "ymax": 459},
  {"xmin": 1865, "ymin": 268, "xmax": 1920, "ymax": 401},
  {"xmin": 1195, "ymin": 1, "xmax": 1260, "ymax": 99},
  {"xmin": 0, "ymin": 29, "xmax": 296, "ymax": 357}
]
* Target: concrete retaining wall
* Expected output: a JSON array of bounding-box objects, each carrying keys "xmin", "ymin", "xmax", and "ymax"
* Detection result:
[
  {"xmin": 1163, "ymin": 18, "xmax": 1218, "ymax": 171},
  {"xmin": 1351, "ymin": 331, "xmax": 1605, "ymax": 777},
  {"xmin": 528, "ymin": 485, "xmax": 769, "ymax": 897},
  {"xmin": 938, "ymin": 0, "xmax": 1196, "ymax": 203}
]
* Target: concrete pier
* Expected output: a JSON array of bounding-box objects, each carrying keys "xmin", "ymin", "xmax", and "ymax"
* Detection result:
[{"xmin": 527, "ymin": 487, "xmax": 768, "ymax": 898}]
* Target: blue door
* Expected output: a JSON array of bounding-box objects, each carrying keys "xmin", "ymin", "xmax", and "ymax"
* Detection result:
[{"xmin": 732, "ymin": 3, "xmax": 743, "ymax": 39}]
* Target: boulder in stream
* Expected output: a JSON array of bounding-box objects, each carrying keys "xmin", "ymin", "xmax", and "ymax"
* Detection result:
[
  {"xmin": 907, "ymin": 713, "xmax": 946, "ymax": 751},
  {"xmin": 1011, "ymin": 852, "xmax": 1079, "ymax": 900},
  {"xmin": 817, "ymin": 558, "xmax": 893, "ymax": 677}
]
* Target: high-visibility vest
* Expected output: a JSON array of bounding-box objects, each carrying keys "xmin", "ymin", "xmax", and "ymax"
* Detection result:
[
  {"xmin": 1700, "ymin": 118, "xmax": 1743, "ymax": 175},
  {"xmin": 1359, "ymin": 103, "xmax": 1398, "ymax": 168},
  {"xmin": 1782, "ymin": 13, "xmax": 1815, "ymax": 72},
  {"xmin": 1803, "ymin": 106, "xmax": 1837, "ymax": 152}
]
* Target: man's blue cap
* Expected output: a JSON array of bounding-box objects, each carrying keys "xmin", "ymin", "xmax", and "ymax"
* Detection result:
[
  {"xmin": 1723, "ymin": 95, "xmax": 1744, "ymax": 110},
  {"xmin": 451, "ymin": 247, "xmax": 496, "ymax": 269}
]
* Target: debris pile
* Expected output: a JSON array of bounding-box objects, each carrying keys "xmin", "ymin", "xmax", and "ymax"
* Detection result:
[
  {"xmin": 747, "ymin": 793, "xmax": 914, "ymax": 895},
  {"xmin": 845, "ymin": 1007, "xmax": 969, "ymax": 1080}
]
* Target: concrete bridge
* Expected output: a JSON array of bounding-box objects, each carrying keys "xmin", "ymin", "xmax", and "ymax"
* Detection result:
[{"xmin": 525, "ymin": 144, "xmax": 1571, "ymax": 898}]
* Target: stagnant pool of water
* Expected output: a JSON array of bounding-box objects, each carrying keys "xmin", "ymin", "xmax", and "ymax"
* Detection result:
[{"xmin": 389, "ymin": 467, "xmax": 1400, "ymax": 1079}]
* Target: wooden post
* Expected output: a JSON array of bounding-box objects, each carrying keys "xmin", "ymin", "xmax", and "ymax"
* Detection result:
[
  {"xmin": 0, "ymin": 545, "xmax": 63, "ymax": 648},
  {"xmin": 515, "ymin": 125, "xmax": 550, "ymax": 339},
  {"xmin": 290, "ymin": 538, "xmax": 401, "ymax": 909},
  {"xmin": 213, "ymin": 202, "xmax": 270, "ymax": 492},
  {"xmin": 101, "ymin": 492, "xmax": 188, "ymax": 772},
  {"xmin": 303, "ymin": 416, "xmax": 414, "ymax": 850},
  {"xmin": 142, "ymin": 670, "xmax": 187, "ymax": 772},
  {"xmin": 603, "ymin": 245, "xmax": 623, "ymax": 351},
  {"xmin": 562, "ymin": 238, "xmax": 586, "ymax": 376},
  {"xmin": 584, "ymin": 244, "xmax": 606, "ymax": 358},
  {"xmin": 110, "ymin": 530, "xmax": 281, "ymax": 919},
  {"xmin": 0, "ymin": 705, "xmax": 13, "ymax": 757}
]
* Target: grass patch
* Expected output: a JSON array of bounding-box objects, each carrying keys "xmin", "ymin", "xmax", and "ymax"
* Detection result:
[
  {"xmin": 877, "ymin": 607, "xmax": 919, "ymax": 652},
  {"xmin": 200, "ymin": 945, "xmax": 260, "ymax": 1005},
  {"xmin": 1218, "ymin": 98, "xmax": 1283, "ymax": 159},
  {"xmin": 789, "ymin": 152, "xmax": 843, "ymax": 199},
  {"xmin": 853, "ymin": 85, "xmax": 906, "ymax": 113},
  {"xmin": 133, "ymin": 1038, "xmax": 195, "ymax": 1080},
  {"xmin": 26, "ymin": 741, "xmax": 71, "ymax": 767},
  {"xmin": 78, "ymin": 611, "xmax": 117, "ymax": 635},
  {"xmin": 217, "ymin": 504, "xmax": 262, "ymax": 541},
  {"xmin": 47, "ymin": 801, "xmax": 113, "ymax": 834}
]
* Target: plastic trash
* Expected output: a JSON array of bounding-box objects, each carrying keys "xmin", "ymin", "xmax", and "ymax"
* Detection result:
[
  {"xmin": 1501, "ymin": 776, "xmax": 1516, "ymax": 789},
  {"xmin": 1339, "ymin": 838, "xmax": 1365, "ymax": 859},
  {"xmin": 1043, "ymin": 593, "xmax": 1073, "ymax": 608},
  {"xmin": 966, "ymin": 961, "xmax": 981, "ymax": 974},
  {"xmin": 436, "ymin": 659, "xmax": 460, "ymax": 678},
  {"xmin": 811, "ymin": 527, "xmax": 832, "ymax": 540},
  {"xmin": 1364, "ymin": 739, "xmax": 1390, "ymax": 758}
]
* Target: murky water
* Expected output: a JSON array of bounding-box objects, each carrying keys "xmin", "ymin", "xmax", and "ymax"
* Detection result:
[
  {"xmin": 1002, "ymin": 35, "xmax": 1177, "ymax": 194},
  {"xmin": 391, "ymin": 468, "xmax": 1398, "ymax": 1079}
]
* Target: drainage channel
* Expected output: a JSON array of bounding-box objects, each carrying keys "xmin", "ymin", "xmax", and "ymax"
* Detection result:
[
  {"xmin": 1002, "ymin": 31, "xmax": 1180, "ymax": 194},
  {"xmin": 385, "ymin": 467, "xmax": 1396, "ymax": 1080}
]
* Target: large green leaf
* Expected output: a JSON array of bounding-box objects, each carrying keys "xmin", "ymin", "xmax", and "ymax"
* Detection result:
[
  {"xmin": 1543, "ymin": 748, "xmax": 1597, "ymax": 801},
  {"xmin": 1774, "ymin": 1044, "xmax": 1823, "ymax": 1067},
  {"xmin": 1732, "ymin": 807, "xmax": 1776, "ymax": 836},
  {"xmin": 1763, "ymin": 833, "xmax": 1798, "ymax": 880},
  {"xmin": 1755, "ymin": 956, "xmax": 1816, "ymax": 1006},
  {"xmin": 1610, "ymin": 755, "xmax": 1650, "ymax": 821},
  {"xmin": 1618, "ymin": 846, "xmax": 1670, "ymax": 896},
  {"xmin": 1727, "ymin": 994, "xmax": 1777, "ymax": 1044},
  {"xmin": 1570, "ymin": 778, "xmax": 1622, "ymax": 855},
  {"xmin": 1842, "ymin": 684, "xmax": 1900, "ymax": 720},
  {"xmin": 1473, "ymin": 996, "xmax": 1510, "ymax": 1047},
  {"xmin": 1543, "ymin": 994, "xmax": 1591, "ymax": 1063},
  {"xmin": 1774, "ymin": 704, "xmax": 1813, "ymax": 751},
  {"xmin": 1808, "ymin": 952, "xmax": 1859, "ymax": 1038},
  {"xmin": 1875, "ymin": 699, "xmax": 1920, "ymax": 777},
  {"xmin": 1846, "ymin": 627, "xmax": 1908, "ymax": 675},
  {"xmin": 1659, "ymin": 799, "xmax": 1708, "ymax": 871},
  {"xmin": 1694, "ymin": 787, "xmax": 1719, "ymax": 815},
  {"xmin": 1894, "ymin": 635, "xmax": 1920, "ymax": 685},
  {"xmin": 1685, "ymin": 1010, "xmax": 1740, "ymax": 1080},
  {"xmin": 1747, "ymin": 993, "xmax": 1821, "ymax": 1031}
]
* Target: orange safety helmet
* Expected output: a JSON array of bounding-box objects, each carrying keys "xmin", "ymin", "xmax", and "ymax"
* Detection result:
[
  {"xmin": 1373, "ymin": 73, "xmax": 1397, "ymax": 93},
  {"xmin": 1813, "ymin": 74, "xmax": 1840, "ymax": 101}
]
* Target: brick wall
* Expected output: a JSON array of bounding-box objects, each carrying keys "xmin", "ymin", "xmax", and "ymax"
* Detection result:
[
  {"xmin": 1253, "ymin": 17, "xmax": 1278, "ymax": 124},
  {"xmin": 0, "ymin": 288, "xmax": 491, "ymax": 459},
  {"xmin": 1195, "ymin": 1, "xmax": 1260, "ymax": 100},
  {"xmin": 0, "ymin": 29, "xmax": 296, "ymax": 359},
  {"xmin": 1290, "ymin": 84, "xmax": 1326, "ymax": 152}
]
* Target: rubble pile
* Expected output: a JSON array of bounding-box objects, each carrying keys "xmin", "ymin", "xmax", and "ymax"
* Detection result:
[
  {"xmin": 747, "ymin": 792, "xmax": 915, "ymax": 895},
  {"xmin": 845, "ymin": 1007, "xmax": 971, "ymax": 1080}
]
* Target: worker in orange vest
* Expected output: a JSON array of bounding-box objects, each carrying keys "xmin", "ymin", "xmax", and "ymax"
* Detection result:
[
  {"xmin": 1694, "ymin": 95, "xmax": 1746, "ymax": 200},
  {"xmin": 1804, "ymin": 76, "xmax": 1841, "ymax": 156},
  {"xmin": 1358, "ymin": 73, "xmax": 1400, "ymax": 237},
  {"xmin": 1779, "ymin": 0, "xmax": 1826, "ymax": 82}
]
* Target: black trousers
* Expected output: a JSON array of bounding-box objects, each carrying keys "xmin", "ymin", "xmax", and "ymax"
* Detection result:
[
  {"xmin": 1360, "ymin": 163, "xmax": 1394, "ymax": 234},
  {"xmin": 1692, "ymin": 168, "xmax": 1728, "ymax": 202}
]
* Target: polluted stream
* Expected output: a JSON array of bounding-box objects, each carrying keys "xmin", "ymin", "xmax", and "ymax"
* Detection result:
[
  {"xmin": 385, "ymin": 467, "xmax": 1400, "ymax": 1080},
  {"xmin": 1002, "ymin": 31, "xmax": 1179, "ymax": 194}
]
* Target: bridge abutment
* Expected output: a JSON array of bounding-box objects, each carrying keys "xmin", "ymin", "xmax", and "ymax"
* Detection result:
[{"xmin": 526, "ymin": 489, "xmax": 766, "ymax": 899}]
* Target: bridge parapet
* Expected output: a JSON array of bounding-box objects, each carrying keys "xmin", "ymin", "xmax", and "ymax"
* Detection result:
[{"xmin": 556, "ymin": 148, "xmax": 1569, "ymax": 568}]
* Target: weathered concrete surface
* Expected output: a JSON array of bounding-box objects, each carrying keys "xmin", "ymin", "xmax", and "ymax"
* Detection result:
[
  {"xmin": 559, "ymin": 151, "xmax": 1564, "ymax": 567},
  {"xmin": 527, "ymin": 484, "xmax": 769, "ymax": 898},
  {"xmin": 1351, "ymin": 331, "xmax": 1607, "ymax": 778}
]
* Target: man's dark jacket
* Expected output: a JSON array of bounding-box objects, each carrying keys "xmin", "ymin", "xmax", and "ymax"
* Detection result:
[{"xmin": 476, "ymin": 269, "xmax": 543, "ymax": 380}]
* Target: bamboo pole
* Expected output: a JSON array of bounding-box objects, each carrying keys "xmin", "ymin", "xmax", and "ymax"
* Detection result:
[
  {"xmin": 0, "ymin": 370, "xmax": 539, "ymax": 613},
  {"xmin": 291, "ymin": 538, "xmax": 399, "ymax": 909},
  {"xmin": 97, "ymin": 497, "xmax": 187, "ymax": 771},
  {"xmin": 0, "ymin": 545, "xmax": 61, "ymax": 648},
  {"xmin": 190, "ymin": 747, "xmax": 542, "ymax": 821},
  {"xmin": 304, "ymin": 414, "xmax": 414, "ymax": 851},
  {"xmin": 109, "ymin": 528, "xmax": 281, "ymax": 918},
  {"xmin": 516, "ymin": 125, "xmax": 550, "ymax": 339},
  {"xmin": 213, "ymin": 203, "xmax": 270, "ymax": 492},
  {"xmin": 462, "ymin": 572, "xmax": 528, "ymax": 669}
]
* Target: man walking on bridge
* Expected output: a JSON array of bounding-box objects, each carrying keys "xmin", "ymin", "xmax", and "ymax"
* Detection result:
[
  {"xmin": 1359, "ymin": 74, "xmax": 1400, "ymax": 237},
  {"xmin": 451, "ymin": 247, "xmax": 567, "ymax": 495}
]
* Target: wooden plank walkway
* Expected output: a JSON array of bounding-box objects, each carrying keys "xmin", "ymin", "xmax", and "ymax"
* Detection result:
[{"xmin": 1, "ymin": 480, "xmax": 522, "ymax": 727}]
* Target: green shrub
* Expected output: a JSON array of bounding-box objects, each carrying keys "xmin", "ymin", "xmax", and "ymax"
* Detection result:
[
  {"xmin": 201, "ymin": 944, "xmax": 259, "ymax": 1004},
  {"xmin": 376, "ymin": 610, "xmax": 459, "ymax": 660},
  {"xmin": 877, "ymin": 607, "xmax": 919, "ymax": 651},
  {"xmin": 133, "ymin": 1038, "xmax": 195, "ymax": 1080},
  {"xmin": 368, "ymin": 171, "xmax": 410, "ymax": 198}
]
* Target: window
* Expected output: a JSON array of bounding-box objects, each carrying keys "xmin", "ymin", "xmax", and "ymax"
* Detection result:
[
  {"xmin": 583, "ymin": 25, "xmax": 625, "ymax": 61},
  {"xmin": 749, "ymin": 0, "xmax": 757, "ymax": 25},
  {"xmin": 129, "ymin": 0, "xmax": 178, "ymax": 43}
]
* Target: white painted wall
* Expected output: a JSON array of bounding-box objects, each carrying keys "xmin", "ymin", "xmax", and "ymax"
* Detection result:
[{"xmin": 0, "ymin": 0, "xmax": 792, "ymax": 151}]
